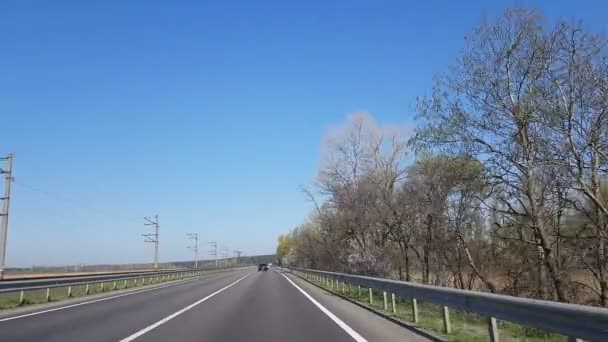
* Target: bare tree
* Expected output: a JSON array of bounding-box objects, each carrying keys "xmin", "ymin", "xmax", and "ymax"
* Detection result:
[
  {"xmin": 278, "ymin": 7, "xmax": 608, "ymax": 307},
  {"xmin": 412, "ymin": 8, "xmax": 569, "ymax": 301}
]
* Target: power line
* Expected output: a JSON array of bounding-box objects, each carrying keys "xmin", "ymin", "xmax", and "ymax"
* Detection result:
[{"xmin": 12, "ymin": 180, "xmax": 139, "ymax": 223}]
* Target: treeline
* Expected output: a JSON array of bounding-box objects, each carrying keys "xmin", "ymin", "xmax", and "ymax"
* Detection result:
[
  {"xmin": 8, "ymin": 254, "xmax": 277, "ymax": 274},
  {"xmin": 277, "ymin": 8, "xmax": 608, "ymax": 307}
]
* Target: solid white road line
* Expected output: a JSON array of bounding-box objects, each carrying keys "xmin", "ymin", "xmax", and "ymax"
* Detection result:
[
  {"xmin": 119, "ymin": 273, "xmax": 251, "ymax": 342},
  {"xmin": 278, "ymin": 271, "xmax": 368, "ymax": 342},
  {"xmin": 0, "ymin": 271, "xmax": 240, "ymax": 323}
]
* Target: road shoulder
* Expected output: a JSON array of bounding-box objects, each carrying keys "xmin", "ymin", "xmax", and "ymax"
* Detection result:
[{"xmin": 279, "ymin": 268, "xmax": 437, "ymax": 342}]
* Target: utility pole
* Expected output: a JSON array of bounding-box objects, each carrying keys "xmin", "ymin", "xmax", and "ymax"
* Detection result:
[
  {"xmin": 0, "ymin": 153, "xmax": 13, "ymax": 280},
  {"xmin": 234, "ymin": 250, "xmax": 242, "ymax": 266},
  {"xmin": 221, "ymin": 247, "xmax": 229, "ymax": 268},
  {"xmin": 208, "ymin": 241, "xmax": 217, "ymax": 268},
  {"xmin": 143, "ymin": 215, "xmax": 159, "ymax": 271},
  {"xmin": 187, "ymin": 233, "xmax": 198, "ymax": 269}
]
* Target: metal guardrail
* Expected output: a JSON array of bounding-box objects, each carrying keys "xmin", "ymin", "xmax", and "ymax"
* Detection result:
[
  {"xmin": 0, "ymin": 269, "xmax": 190, "ymax": 291},
  {"xmin": 2, "ymin": 268, "xmax": 186, "ymax": 282},
  {"xmin": 0, "ymin": 267, "xmax": 248, "ymax": 306},
  {"xmin": 286, "ymin": 267, "xmax": 608, "ymax": 342}
]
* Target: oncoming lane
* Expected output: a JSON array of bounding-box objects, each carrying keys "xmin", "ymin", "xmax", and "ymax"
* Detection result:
[{"xmin": 0, "ymin": 269, "xmax": 253, "ymax": 342}]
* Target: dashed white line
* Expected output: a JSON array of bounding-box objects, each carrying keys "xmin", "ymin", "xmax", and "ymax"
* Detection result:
[
  {"xmin": 119, "ymin": 273, "xmax": 251, "ymax": 342},
  {"xmin": 278, "ymin": 271, "xmax": 368, "ymax": 342}
]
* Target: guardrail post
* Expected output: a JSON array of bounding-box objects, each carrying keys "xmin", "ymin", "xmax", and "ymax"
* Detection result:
[
  {"xmin": 100, "ymin": 282, "xmax": 104, "ymax": 292},
  {"xmin": 19, "ymin": 290, "xmax": 25, "ymax": 305},
  {"xmin": 342, "ymin": 281, "xmax": 345, "ymax": 293},
  {"xmin": 124, "ymin": 279, "xmax": 127, "ymax": 288},
  {"xmin": 85, "ymin": 283, "xmax": 90, "ymax": 295},
  {"xmin": 46, "ymin": 288, "xmax": 51, "ymax": 302},
  {"xmin": 383, "ymin": 291, "xmax": 388, "ymax": 311},
  {"xmin": 67, "ymin": 286, "xmax": 72, "ymax": 298},
  {"xmin": 134, "ymin": 278, "xmax": 138, "ymax": 286},
  {"xmin": 113, "ymin": 281, "xmax": 117, "ymax": 290},
  {"xmin": 369, "ymin": 288, "xmax": 373, "ymax": 305},
  {"xmin": 358, "ymin": 285, "xmax": 361, "ymax": 298},
  {"xmin": 412, "ymin": 298, "xmax": 419, "ymax": 323},
  {"xmin": 442, "ymin": 306, "xmax": 452, "ymax": 334},
  {"xmin": 349, "ymin": 283, "xmax": 352, "ymax": 295},
  {"xmin": 488, "ymin": 317, "xmax": 499, "ymax": 342},
  {"xmin": 391, "ymin": 293, "xmax": 396, "ymax": 314}
]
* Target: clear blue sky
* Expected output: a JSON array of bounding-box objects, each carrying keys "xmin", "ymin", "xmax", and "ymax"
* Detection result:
[{"xmin": 0, "ymin": 1, "xmax": 605, "ymax": 267}]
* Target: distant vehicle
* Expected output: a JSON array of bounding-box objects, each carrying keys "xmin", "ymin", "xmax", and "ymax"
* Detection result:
[
  {"xmin": 258, "ymin": 263, "xmax": 269, "ymax": 271},
  {"xmin": 268, "ymin": 263, "xmax": 272, "ymax": 267}
]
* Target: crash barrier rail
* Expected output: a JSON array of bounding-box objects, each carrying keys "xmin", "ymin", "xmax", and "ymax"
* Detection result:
[
  {"xmin": 285, "ymin": 267, "xmax": 608, "ymax": 342},
  {"xmin": 0, "ymin": 269, "xmax": 190, "ymax": 290},
  {"xmin": 0, "ymin": 267, "xmax": 248, "ymax": 306},
  {"xmin": 2, "ymin": 268, "xmax": 188, "ymax": 282}
]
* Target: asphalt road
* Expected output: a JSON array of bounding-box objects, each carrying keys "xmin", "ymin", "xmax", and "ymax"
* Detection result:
[{"xmin": 0, "ymin": 267, "xmax": 432, "ymax": 342}]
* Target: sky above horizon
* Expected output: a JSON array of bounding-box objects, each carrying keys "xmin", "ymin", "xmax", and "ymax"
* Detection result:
[{"xmin": 1, "ymin": 0, "xmax": 606, "ymax": 267}]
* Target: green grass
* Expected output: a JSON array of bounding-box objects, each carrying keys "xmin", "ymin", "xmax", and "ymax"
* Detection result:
[
  {"xmin": 0, "ymin": 270, "xmax": 225, "ymax": 310},
  {"xmin": 304, "ymin": 275, "xmax": 567, "ymax": 342}
]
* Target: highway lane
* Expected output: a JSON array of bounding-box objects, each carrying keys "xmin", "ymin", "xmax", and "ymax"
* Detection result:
[
  {"xmin": 0, "ymin": 269, "xmax": 252, "ymax": 342},
  {"xmin": 0, "ymin": 267, "xmax": 432, "ymax": 341}
]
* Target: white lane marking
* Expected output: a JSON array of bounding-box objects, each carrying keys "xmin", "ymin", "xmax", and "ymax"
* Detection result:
[
  {"xmin": 278, "ymin": 271, "xmax": 367, "ymax": 342},
  {"xmin": 0, "ymin": 271, "xmax": 242, "ymax": 323},
  {"xmin": 119, "ymin": 273, "xmax": 251, "ymax": 342}
]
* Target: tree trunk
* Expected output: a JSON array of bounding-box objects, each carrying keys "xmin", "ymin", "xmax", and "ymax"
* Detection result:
[
  {"xmin": 423, "ymin": 214, "xmax": 433, "ymax": 284},
  {"xmin": 536, "ymin": 228, "xmax": 568, "ymax": 302},
  {"xmin": 462, "ymin": 240, "xmax": 498, "ymax": 293},
  {"xmin": 536, "ymin": 244, "xmax": 547, "ymax": 299},
  {"xmin": 404, "ymin": 245, "xmax": 411, "ymax": 281}
]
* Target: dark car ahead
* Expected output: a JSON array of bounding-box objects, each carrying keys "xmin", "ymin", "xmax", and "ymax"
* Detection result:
[{"xmin": 258, "ymin": 263, "xmax": 269, "ymax": 271}]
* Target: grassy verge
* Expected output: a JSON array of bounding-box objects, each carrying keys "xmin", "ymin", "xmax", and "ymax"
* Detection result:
[
  {"xmin": 304, "ymin": 276, "xmax": 567, "ymax": 342},
  {"xmin": 0, "ymin": 270, "xmax": 226, "ymax": 310}
]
